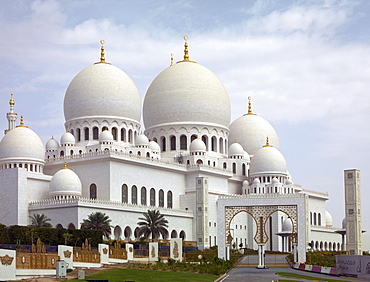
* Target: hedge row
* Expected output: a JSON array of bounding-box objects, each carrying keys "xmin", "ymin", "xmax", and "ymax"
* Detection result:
[{"xmin": 0, "ymin": 224, "xmax": 103, "ymax": 247}]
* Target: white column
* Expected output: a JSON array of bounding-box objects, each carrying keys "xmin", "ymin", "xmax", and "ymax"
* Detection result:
[
  {"xmin": 257, "ymin": 244, "xmax": 266, "ymax": 268},
  {"xmin": 293, "ymin": 243, "xmax": 298, "ymax": 262}
]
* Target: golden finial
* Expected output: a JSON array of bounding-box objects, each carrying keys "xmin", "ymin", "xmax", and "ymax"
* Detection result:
[
  {"xmin": 63, "ymin": 160, "xmax": 68, "ymax": 169},
  {"xmin": 244, "ymin": 96, "xmax": 256, "ymax": 116},
  {"xmin": 16, "ymin": 115, "xmax": 28, "ymax": 128},
  {"xmin": 170, "ymin": 53, "xmax": 174, "ymax": 66},
  {"xmin": 263, "ymin": 136, "xmax": 273, "ymax": 147},
  {"xmin": 94, "ymin": 40, "xmax": 111, "ymax": 65},
  {"xmin": 177, "ymin": 35, "xmax": 196, "ymax": 63},
  {"xmin": 9, "ymin": 90, "xmax": 15, "ymax": 106}
]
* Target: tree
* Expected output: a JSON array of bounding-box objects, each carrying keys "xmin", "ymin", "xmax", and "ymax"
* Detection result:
[
  {"xmin": 81, "ymin": 212, "xmax": 112, "ymax": 238},
  {"xmin": 137, "ymin": 210, "xmax": 168, "ymax": 240},
  {"xmin": 29, "ymin": 214, "xmax": 52, "ymax": 228}
]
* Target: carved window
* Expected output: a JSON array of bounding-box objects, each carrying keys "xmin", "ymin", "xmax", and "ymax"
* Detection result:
[
  {"xmin": 150, "ymin": 188, "xmax": 155, "ymax": 206},
  {"xmin": 180, "ymin": 135, "xmax": 187, "ymax": 150},
  {"xmin": 159, "ymin": 189, "xmax": 164, "ymax": 207},
  {"xmin": 170, "ymin": 136, "xmax": 176, "ymax": 151},
  {"xmin": 93, "ymin": 127, "xmax": 99, "ymax": 140},
  {"xmin": 141, "ymin": 186, "xmax": 147, "ymax": 205},
  {"xmin": 84, "ymin": 127, "xmax": 89, "ymax": 141},
  {"xmin": 131, "ymin": 185, "xmax": 137, "ymax": 204},
  {"xmin": 167, "ymin": 191, "xmax": 173, "ymax": 208},
  {"xmin": 90, "ymin": 183, "xmax": 97, "ymax": 199},
  {"xmin": 122, "ymin": 184, "xmax": 128, "ymax": 203}
]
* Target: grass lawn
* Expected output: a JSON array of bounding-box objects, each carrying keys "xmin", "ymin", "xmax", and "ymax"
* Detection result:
[
  {"xmin": 277, "ymin": 272, "xmax": 356, "ymax": 282},
  {"xmin": 69, "ymin": 268, "xmax": 218, "ymax": 282}
]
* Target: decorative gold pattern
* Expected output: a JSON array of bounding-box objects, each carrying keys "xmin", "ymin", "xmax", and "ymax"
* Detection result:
[
  {"xmin": 177, "ymin": 35, "xmax": 196, "ymax": 63},
  {"xmin": 16, "ymin": 239, "xmax": 59, "ymax": 269},
  {"xmin": 72, "ymin": 238, "xmax": 100, "ymax": 263},
  {"xmin": 103, "ymin": 248, "xmax": 108, "ymax": 255},
  {"xmin": 0, "ymin": 254, "xmax": 14, "ymax": 265},
  {"xmin": 173, "ymin": 241, "xmax": 179, "ymax": 258},
  {"xmin": 151, "ymin": 245, "xmax": 155, "ymax": 258},
  {"xmin": 225, "ymin": 205, "xmax": 298, "ymax": 244},
  {"xmin": 63, "ymin": 250, "xmax": 72, "ymax": 258},
  {"xmin": 109, "ymin": 242, "xmax": 127, "ymax": 260},
  {"xmin": 129, "ymin": 247, "xmax": 133, "ymax": 252}
]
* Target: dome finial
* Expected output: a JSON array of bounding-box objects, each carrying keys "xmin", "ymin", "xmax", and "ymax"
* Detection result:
[
  {"xmin": 177, "ymin": 35, "xmax": 196, "ymax": 63},
  {"xmin": 9, "ymin": 90, "xmax": 15, "ymax": 107},
  {"xmin": 170, "ymin": 53, "xmax": 174, "ymax": 66},
  {"xmin": 263, "ymin": 136, "xmax": 273, "ymax": 147},
  {"xmin": 16, "ymin": 115, "xmax": 28, "ymax": 128},
  {"xmin": 94, "ymin": 40, "xmax": 111, "ymax": 65},
  {"xmin": 245, "ymin": 96, "xmax": 256, "ymax": 116},
  {"xmin": 63, "ymin": 160, "xmax": 68, "ymax": 169}
]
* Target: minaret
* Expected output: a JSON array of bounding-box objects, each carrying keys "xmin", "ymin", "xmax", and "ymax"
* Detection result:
[
  {"xmin": 344, "ymin": 169, "xmax": 362, "ymax": 255},
  {"xmin": 4, "ymin": 90, "xmax": 18, "ymax": 134}
]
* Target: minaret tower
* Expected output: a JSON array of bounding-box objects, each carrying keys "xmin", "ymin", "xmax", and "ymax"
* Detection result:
[
  {"xmin": 4, "ymin": 90, "xmax": 18, "ymax": 134},
  {"xmin": 344, "ymin": 169, "xmax": 362, "ymax": 255}
]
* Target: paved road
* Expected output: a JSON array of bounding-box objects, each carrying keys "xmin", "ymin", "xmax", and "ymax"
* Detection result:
[{"xmin": 220, "ymin": 255, "xmax": 368, "ymax": 282}]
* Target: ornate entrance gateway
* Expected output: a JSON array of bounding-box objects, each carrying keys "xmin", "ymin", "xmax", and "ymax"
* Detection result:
[{"xmin": 217, "ymin": 194, "xmax": 308, "ymax": 265}]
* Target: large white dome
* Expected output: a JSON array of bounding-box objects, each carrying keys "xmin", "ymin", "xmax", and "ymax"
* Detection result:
[
  {"xmin": 250, "ymin": 143, "xmax": 286, "ymax": 175},
  {"xmin": 0, "ymin": 125, "xmax": 44, "ymax": 163},
  {"xmin": 229, "ymin": 113, "xmax": 279, "ymax": 156},
  {"xmin": 49, "ymin": 166, "xmax": 82, "ymax": 197},
  {"xmin": 64, "ymin": 63, "xmax": 141, "ymax": 123},
  {"xmin": 143, "ymin": 61, "xmax": 231, "ymax": 130}
]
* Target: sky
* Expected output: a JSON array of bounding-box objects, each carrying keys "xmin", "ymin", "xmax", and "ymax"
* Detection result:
[{"xmin": 0, "ymin": 0, "xmax": 369, "ymax": 249}]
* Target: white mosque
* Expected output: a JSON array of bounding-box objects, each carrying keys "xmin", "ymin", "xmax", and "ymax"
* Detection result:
[{"xmin": 0, "ymin": 38, "xmax": 343, "ymax": 254}]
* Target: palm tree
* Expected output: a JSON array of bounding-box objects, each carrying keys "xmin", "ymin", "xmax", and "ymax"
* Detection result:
[
  {"xmin": 137, "ymin": 209, "xmax": 168, "ymax": 240},
  {"xmin": 29, "ymin": 213, "xmax": 52, "ymax": 228},
  {"xmin": 80, "ymin": 212, "xmax": 112, "ymax": 238}
]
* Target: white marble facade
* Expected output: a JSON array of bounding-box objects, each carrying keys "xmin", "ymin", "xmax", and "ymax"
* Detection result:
[{"xmin": 0, "ymin": 40, "xmax": 344, "ymax": 257}]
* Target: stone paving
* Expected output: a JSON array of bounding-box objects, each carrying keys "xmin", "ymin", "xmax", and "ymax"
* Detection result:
[{"xmin": 221, "ymin": 255, "xmax": 368, "ymax": 282}]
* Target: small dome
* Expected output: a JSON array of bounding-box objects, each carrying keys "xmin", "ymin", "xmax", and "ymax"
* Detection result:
[
  {"xmin": 342, "ymin": 218, "xmax": 346, "ymax": 229},
  {"xmin": 282, "ymin": 218, "xmax": 293, "ymax": 232},
  {"xmin": 149, "ymin": 140, "xmax": 160, "ymax": 152},
  {"xmin": 100, "ymin": 130, "xmax": 114, "ymax": 143},
  {"xmin": 228, "ymin": 142, "xmax": 244, "ymax": 157},
  {"xmin": 229, "ymin": 113, "xmax": 279, "ymax": 156},
  {"xmin": 64, "ymin": 63, "xmax": 141, "ymax": 123},
  {"xmin": 325, "ymin": 211, "xmax": 333, "ymax": 227},
  {"xmin": 60, "ymin": 132, "xmax": 75, "ymax": 146},
  {"xmin": 253, "ymin": 178, "xmax": 260, "ymax": 185},
  {"xmin": 143, "ymin": 61, "xmax": 231, "ymax": 130},
  {"xmin": 272, "ymin": 177, "xmax": 279, "ymax": 184},
  {"xmin": 49, "ymin": 165, "xmax": 82, "ymax": 197},
  {"xmin": 242, "ymin": 180, "xmax": 249, "ymax": 188},
  {"xmin": 189, "ymin": 138, "xmax": 206, "ymax": 152},
  {"xmin": 136, "ymin": 134, "xmax": 149, "ymax": 147},
  {"xmin": 250, "ymin": 144, "xmax": 287, "ymax": 175},
  {"xmin": 46, "ymin": 137, "xmax": 59, "ymax": 151},
  {"xmin": 285, "ymin": 178, "xmax": 293, "ymax": 185},
  {"xmin": 0, "ymin": 125, "xmax": 44, "ymax": 163}
]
